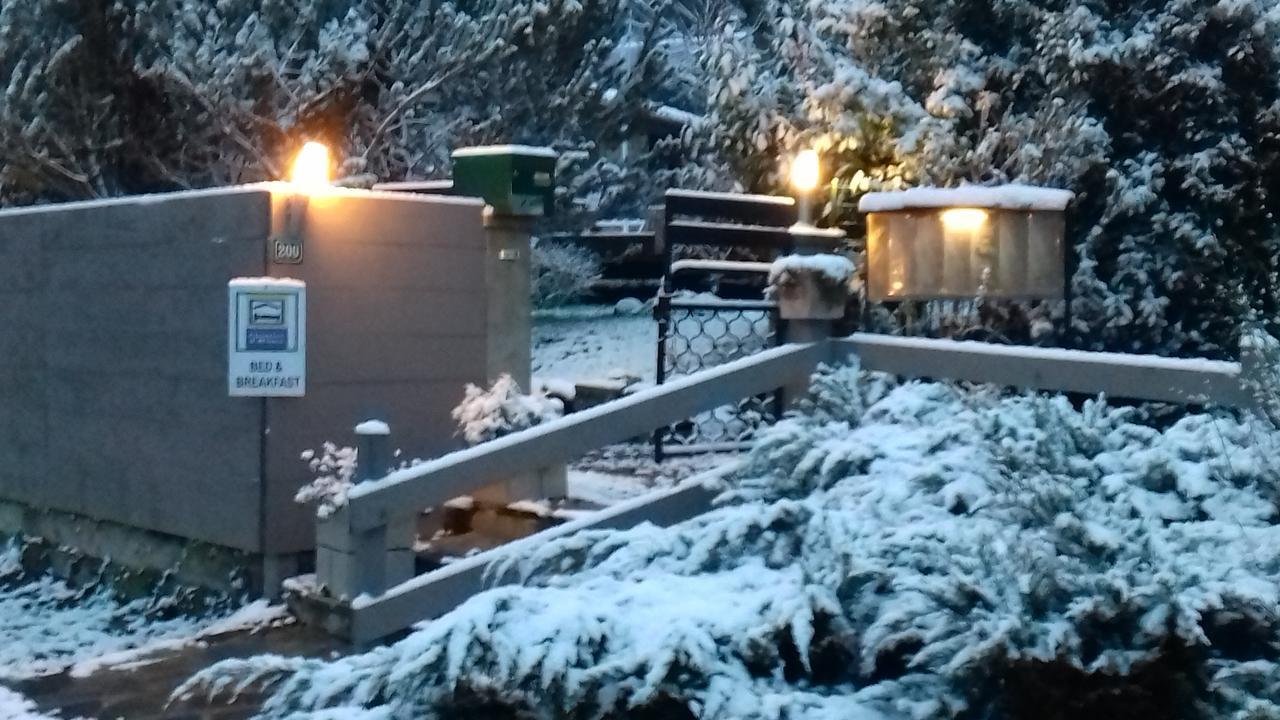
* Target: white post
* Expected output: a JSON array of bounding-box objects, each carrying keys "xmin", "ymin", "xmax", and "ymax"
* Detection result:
[{"xmin": 315, "ymin": 420, "xmax": 414, "ymax": 599}]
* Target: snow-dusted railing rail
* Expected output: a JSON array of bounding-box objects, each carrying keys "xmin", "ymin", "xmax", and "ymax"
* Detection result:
[
  {"xmin": 316, "ymin": 332, "xmax": 1257, "ymax": 641},
  {"xmin": 315, "ymin": 342, "xmax": 831, "ymax": 633},
  {"xmin": 833, "ymin": 334, "xmax": 1257, "ymax": 408}
]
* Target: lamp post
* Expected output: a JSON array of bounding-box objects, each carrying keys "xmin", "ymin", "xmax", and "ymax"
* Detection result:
[
  {"xmin": 790, "ymin": 149, "xmax": 820, "ymax": 226},
  {"xmin": 274, "ymin": 141, "xmax": 332, "ymax": 265}
]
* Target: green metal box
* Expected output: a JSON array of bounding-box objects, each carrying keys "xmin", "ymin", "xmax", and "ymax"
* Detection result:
[{"xmin": 451, "ymin": 145, "xmax": 557, "ymax": 217}]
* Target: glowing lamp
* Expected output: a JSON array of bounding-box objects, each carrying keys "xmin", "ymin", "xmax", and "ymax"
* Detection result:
[
  {"xmin": 790, "ymin": 149, "xmax": 820, "ymax": 193},
  {"xmin": 858, "ymin": 185, "xmax": 1073, "ymax": 302},
  {"xmin": 290, "ymin": 141, "xmax": 332, "ymax": 193},
  {"xmin": 273, "ymin": 141, "xmax": 332, "ymax": 265},
  {"xmin": 940, "ymin": 208, "xmax": 988, "ymax": 233},
  {"xmin": 789, "ymin": 149, "xmax": 821, "ymax": 226}
]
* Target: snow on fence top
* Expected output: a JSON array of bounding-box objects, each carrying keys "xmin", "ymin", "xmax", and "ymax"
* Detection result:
[
  {"xmin": 769, "ymin": 254, "xmax": 856, "ymax": 285},
  {"xmin": 355, "ymin": 420, "xmax": 391, "ymax": 436},
  {"xmin": 857, "ymin": 184, "xmax": 1075, "ymax": 212},
  {"xmin": 451, "ymin": 145, "xmax": 558, "ymax": 158}
]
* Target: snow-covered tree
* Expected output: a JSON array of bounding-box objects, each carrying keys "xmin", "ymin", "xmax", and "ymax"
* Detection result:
[
  {"xmin": 1, "ymin": 0, "xmax": 722, "ymax": 220},
  {"xmin": 703, "ymin": 0, "xmax": 1280, "ymax": 358}
]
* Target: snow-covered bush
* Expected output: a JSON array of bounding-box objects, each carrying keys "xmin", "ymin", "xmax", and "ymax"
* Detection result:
[
  {"xmin": 294, "ymin": 443, "xmax": 358, "ymax": 519},
  {"xmin": 451, "ymin": 375, "xmax": 564, "ymax": 445},
  {"xmin": 176, "ymin": 361, "xmax": 1280, "ymax": 719},
  {"xmin": 531, "ymin": 240, "xmax": 602, "ymax": 308}
]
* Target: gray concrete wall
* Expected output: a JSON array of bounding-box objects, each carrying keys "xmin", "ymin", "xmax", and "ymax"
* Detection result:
[
  {"xmin": 0, "ymin": 188, "xmax": 270, "ymax": 551},
  {"xmin": 261, "ymin": 188, "xmax": 489, "ymax": 553}
]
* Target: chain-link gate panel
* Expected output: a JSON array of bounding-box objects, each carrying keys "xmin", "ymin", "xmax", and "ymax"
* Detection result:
[{"xmin": 654, "ymin": 297, "xmax": 784, "ymax": 459}]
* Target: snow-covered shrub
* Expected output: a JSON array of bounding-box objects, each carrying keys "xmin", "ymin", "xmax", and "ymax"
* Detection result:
[
  {"xmin": 294, "ymin": 443, "xmax": 358, "ymax": 519},
  {"xmin": 175, "ymin": 361, "xmax": 1280, "ymax": 719},
  {"xmin": 531, "ymin": 240, "xmax": 602, "ymax": 309},
  {"xmin": 451, "ymin": 375, "xmax": 564, "ymax": 445}
]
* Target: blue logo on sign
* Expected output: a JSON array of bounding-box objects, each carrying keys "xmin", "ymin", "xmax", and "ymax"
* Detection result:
[{"xmin": 246, "ymin": 328, "xmax": 289, "ymax": 351}]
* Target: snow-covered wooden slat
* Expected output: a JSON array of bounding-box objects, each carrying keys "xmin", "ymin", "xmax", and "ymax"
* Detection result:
[
  {"xmin": 835, "ymin": 334, "xmax": 1255, "ymax": 408},
  {"xmin": 669, "ymin": 259, "xmax": 773, "ymax": 275},
  {"xmin": 665, "ymin": 189, "xmax": 796, "ymax": 228},
  {"xmin": 666, "ymin": 219, "xmax": 795, "ymax": 248}
]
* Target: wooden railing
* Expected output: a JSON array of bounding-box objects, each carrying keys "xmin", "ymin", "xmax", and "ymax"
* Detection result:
[
  {"xmin": 314, "ymin": 341, "xmax": 831, "ymax": 634},
  {"xmin": 314, "ymin": 333, "xmax": 1257, "ymax": 641}
]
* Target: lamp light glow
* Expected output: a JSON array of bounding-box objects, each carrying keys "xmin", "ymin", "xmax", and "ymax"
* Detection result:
[
  {"xmin": 790, "ymin": 149, "xmax": 820, "ymax": 193},
  {"xmin": 940, "ymin": 207, "xmax": 988, "ymax": 233},
  {"xmin": 290, "ymin": 142, "xmax": 332, "ymax": 193}
]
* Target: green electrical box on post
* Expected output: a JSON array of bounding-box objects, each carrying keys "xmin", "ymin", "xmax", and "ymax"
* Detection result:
[{"xmin": 451, "ymin": 145, "xmax": 558, "ymax": 217}]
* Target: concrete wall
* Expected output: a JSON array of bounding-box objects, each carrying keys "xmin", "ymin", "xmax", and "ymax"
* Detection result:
[
  {"xmin": 0, "ymin": 185, "xmax": 491, "ymax": 559},
  {"xmin": 261, "ymin": 188, "xmax": 489, "ymax": 553},
  {"xmin": 0, "ymin": 188, "xmax": 269, "ymax": 551}
]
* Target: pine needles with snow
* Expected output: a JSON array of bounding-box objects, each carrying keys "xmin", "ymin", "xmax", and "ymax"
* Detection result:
[{"xmin": 177, "ymin": 360, "xmax": 1280, "ymax": 719}]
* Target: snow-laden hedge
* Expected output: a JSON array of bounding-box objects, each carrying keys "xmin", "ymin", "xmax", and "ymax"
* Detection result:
[{"xmin": 177, "ymin": 362, "xmax": 1280, "ymax": 719}]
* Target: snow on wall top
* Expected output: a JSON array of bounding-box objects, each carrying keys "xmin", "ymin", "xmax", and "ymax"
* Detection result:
[
  {"xmin": 0, "ymin": 185, "xmax": 269, "ymax": 219},
  {"xmin": 451, "ymin": 145, "xmax": 558, "ymax": 158},
  {"xmin": 857, "ymin": 184, "xmax": 1075, "ymax": 212}
]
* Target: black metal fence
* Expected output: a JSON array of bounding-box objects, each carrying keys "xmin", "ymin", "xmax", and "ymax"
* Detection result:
[{"xmin": 654, "ymin": 295, "xmax": 783, "ymax": 459}]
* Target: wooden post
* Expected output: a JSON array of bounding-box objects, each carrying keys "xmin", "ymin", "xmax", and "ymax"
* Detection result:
[{"xmin": 315, "ymin": 420, "xmax": 414, "ymax": 600}]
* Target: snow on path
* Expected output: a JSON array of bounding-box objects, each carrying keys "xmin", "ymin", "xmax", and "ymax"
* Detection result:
[
  {"xmin": 0, "ymin": 542, "xmax": 287, "ymax": 682},
  {"xmin": 0, "ymin": 686, "xmax": 64, "ymax": 720},
  {"xmin": 66, "ymin": 599, "xmax": 290, "ymax": 679}
]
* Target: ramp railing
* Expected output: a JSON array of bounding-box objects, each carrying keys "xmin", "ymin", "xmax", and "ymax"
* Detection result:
[
  {"xmin": 314, "ymin": 333, "xmax": 1258, "ymax": 641},
  {"xmin": 314, "ymin": 341, "xmax": 833, "ymax": 638}
]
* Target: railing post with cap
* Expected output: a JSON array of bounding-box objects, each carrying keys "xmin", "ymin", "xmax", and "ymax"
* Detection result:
[{"xmin": 315, "ymin": 420, "xmax": 414, "ymax": 600}]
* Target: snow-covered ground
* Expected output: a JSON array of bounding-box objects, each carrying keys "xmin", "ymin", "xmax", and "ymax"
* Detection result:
[
  {"xmin": 532, "ymin": 306, "xmax": 656, "ymax": 384},
  {"xmin": 0, "ymin": 686, "xmax": 60, "ymax": 720},
  {"xmin": 174, "ymin": 358, "xmax": 1280, "ymax": 719},
  {"xmin": 0, "ymin": 543, "xmax": 284, "ymax": 682},
  {"xmin": 0, "ymin": 538, "xmax": 288, "ymax": 716}
]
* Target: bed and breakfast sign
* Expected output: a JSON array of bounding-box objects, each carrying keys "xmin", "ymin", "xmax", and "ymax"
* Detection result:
[{"xmin": 227, "ymin": 278, "xmax": 306, "ymax": 397}]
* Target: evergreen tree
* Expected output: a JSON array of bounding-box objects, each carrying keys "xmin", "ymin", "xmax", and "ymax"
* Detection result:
[{"xmin": 705, "ymin": 0, "xmax": 1280, "ymax": 357}]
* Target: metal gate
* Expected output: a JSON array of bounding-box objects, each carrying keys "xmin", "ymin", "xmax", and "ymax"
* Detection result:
[
  {"xmin": 649, "ymin": 189, "xmax": 845, "ymax": 461},
  {"xmin": 654, "ymin": 289, "xmax": 784, "ymax": 459}
]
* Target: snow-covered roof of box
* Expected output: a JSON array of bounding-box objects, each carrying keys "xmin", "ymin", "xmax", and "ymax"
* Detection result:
[
  {"xmin": 451, "ymin": 145, "xmax": 558, "ymax": 159},
  {"xmin": 857, "ymin": 184, "xmax": 1074, "ymax": 213},
  {"xmin": 227, "ymin": 277, "xmax": 305, "ymax": 288}
]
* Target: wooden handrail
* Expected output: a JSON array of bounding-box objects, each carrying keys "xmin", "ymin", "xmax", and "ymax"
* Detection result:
[
  {"xmin": 834, "ymin": 334, "xmax": 1254, "ymax": 408},
  {"xmin": 345, "ymin": 341, "xmax": 830, "ymax": 531}
]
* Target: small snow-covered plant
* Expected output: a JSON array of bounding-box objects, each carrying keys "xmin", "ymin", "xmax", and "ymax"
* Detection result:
[
  {"xmin": 762, "ymin": 251, "xmax": 855, "ymax": 293},
  {"xmin": 767, "ymin": 253, "xmax": 855, "ymax": 291},
  {"xmin": 451, "ymin": 375, "xmax": 564, "ymax": 445},
  {"xmin": 531, "ymin": 240, "xmax": 601, "ymax": 308},
  {"xmin": 768, "ymin": 253, "xmax": 855, "ymax": 318},
  {"xmin": 294, "ymin": 443, "xmax": 357, "ymax": 519}
]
